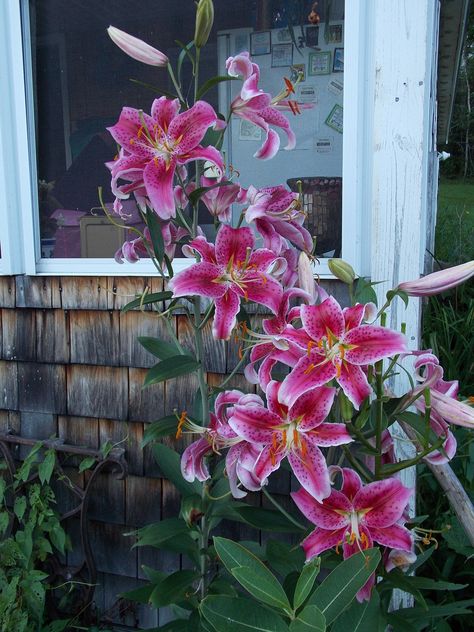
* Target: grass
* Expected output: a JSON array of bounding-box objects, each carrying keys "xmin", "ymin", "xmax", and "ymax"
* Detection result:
[{"xmin": 436, "ymin": 179, "xmax": 474, "ymax": 262}]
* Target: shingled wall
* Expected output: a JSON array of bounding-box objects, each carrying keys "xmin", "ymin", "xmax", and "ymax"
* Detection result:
[{"xmin": 0, "ymin": 274, "xmax": 347, "ymax": 628}]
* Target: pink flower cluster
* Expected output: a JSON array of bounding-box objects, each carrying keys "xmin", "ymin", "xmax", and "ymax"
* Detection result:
[{"xmin": 105, "ymin": 43, "xmax": 474, "ymax": 603}]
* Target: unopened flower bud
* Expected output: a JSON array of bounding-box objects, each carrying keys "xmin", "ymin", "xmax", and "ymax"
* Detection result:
[
  {"xmin": 328, "ymin": 258, "xmax": 356, "ymax": 285},
  {"xmin": 107, "ymin": 26, "xmax": 169, "ymax": 67},
  {"xmin": 194, "ymin": 0, "xmax": 214, "ymax": 48},
  {"xmin": 397, "ymin": 260, "xmax": 474, "ymax": 296},
  {"xmin": 181, "ymin": 494, "xmax": 203, "ymax": 527},
  {"xmin": 298, "ymin": 251, "xmax": 317, "ymax": 302},
  {"xmin": 339, "ymin": 391, "xmax": 354, "ymax": 422}
]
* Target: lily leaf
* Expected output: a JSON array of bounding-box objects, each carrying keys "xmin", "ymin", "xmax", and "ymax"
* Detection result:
[
  {"xmin": 200, "ymin": 595, "xmax": 290, "ymax": 632},
  {"xmin": 143, "ymin": 355, "xmax": 200, "ymax": 387},
  {"xmin": 138, "ymin": 336, "xmax": 191, "ymax": 360},
  {"xmin": 121, "ymin": 290, "xmax": 173, "ymax": 313}
]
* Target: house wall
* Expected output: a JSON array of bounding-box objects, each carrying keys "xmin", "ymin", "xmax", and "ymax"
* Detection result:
[{"xmin": 0, "ymin": 273, "xmax": 347, "ymax": 627}]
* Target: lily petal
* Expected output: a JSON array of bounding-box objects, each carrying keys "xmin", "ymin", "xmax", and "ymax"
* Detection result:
[
  {"xmin": 370, "ymin": 524, "xmax": 413, "ymax": 551},
  {"xmin": 337, "ymin": 363, "xmax": 372, "ymax": 409},
  {"xmin": 228, "ymin": 404, "xmax": 281, "ymax": 443},
  {"xmin": 288, "ymin": 439, "xmax": 331, "ymax": 501},
  {"xmin": 213, "ymin": 289, "xmax": 241, "ymax": 340},
  {"xmin": 301, "ymin": 298, "xmax": 345, "ymax": 341},
  {"xmin": 278, "ymin": 354, "xmax": 337, "ymax": 408},
  {"xmin": 344, "ymin": 326, "xmax": 407, "ymax": 364},
  {"xmin": 289, "ymin": 386, "xmax": 336, "ymax": 431},
  {"xmin": 168, "ymin": 262, "xmax": 226, "ymax": 298},
  {"xmin": 302, "ymin": 527, "xmax": 347, "ymax": 559},
  {"xmin": 291, "ymin": 488, "xmax": 351, "ymax": 528},
  {"xmin": 143, "ymin": 157, "xmax": 177, "ymax": 220},
  {"xmin": 307, "ymin": 423, "xmax": 353, "ymax": 446},
  {"xmin": 355, "ymin": 479, "xmax": 413, "ymax": 528}
]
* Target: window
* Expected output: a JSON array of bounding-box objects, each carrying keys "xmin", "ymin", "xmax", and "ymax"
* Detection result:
[{"xmin": 0, "ymin": 0, "xmax": 369, "ymax": 277}]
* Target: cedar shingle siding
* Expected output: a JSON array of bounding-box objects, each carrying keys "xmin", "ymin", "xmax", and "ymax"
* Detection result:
[{"xmin": 0, "ymin": 274, "xmax": 347, "ymax": 627}]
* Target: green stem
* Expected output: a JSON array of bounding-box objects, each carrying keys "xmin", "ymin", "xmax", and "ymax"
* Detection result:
[
  {"xmin": 374, "ymin": 359, "xmax": 384, "ymax": 479},
  {"xmin": 194, "ymin": 47, "xmax": 201, "ymax": 104},
  {"xmin": 218, "ymin": 348, "xmax": 250, "ymax": 389},
  {"xmin": 193, "ymin": 296, "xmax": 210, "ymax": 600},
  {"xmin": 163, "ymin": 316, "xmax": 186, "ymax": 355},
  {"xmin": 262, "ymin": 488, "xmax": 306, "ymax": 531},
  {"xmin": 167, "ymin": 62, "xmax": 185, "ymax": 104},
  {"xmin": 342, "ymin": 446, "xmax": 373, "ymax": 482}
]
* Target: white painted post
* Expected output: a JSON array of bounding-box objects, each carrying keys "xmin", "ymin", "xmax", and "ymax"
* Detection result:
[{"xmin": 367, "ymin": 0, "xmax": 439, "ymax": 607}]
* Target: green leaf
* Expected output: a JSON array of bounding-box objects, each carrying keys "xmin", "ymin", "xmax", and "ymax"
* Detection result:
[
  {"xmin": 308, "ymin": 548, "xmax": 381, "ymax": 624},
  {"xmin": 354, "ymin": 277, "xmax": 378, "ymax": 305},
  {"xmin": 41, "ymin": 620, "xmax": 70, "ymax": 632},
  {"xmin": 266, "ymin": 539, "xmax": 306, "ymax": 577},
  {"xmin": 149, "ymin": 570, "xmax": 200, "ymax": 607},
  {"xmin": 38, "ymin": 449, "xmax": 55, "ymax": 484},
  {"xmin": 129, "ymin": 78, "xmax": 178, "ymax": 100},
  {"xmin": 152, "ymin": 443, "xmax": 202, "ymax": 497},
  {"xmin": 139, "ymin": 336, "xmax": 190, "ymax": 360},
  {"xmin": 188, "ymin": 181, "xmax": 234, "ymax": 207},
  {"xmin": 232, "ymin": 566, "xmax": 292, "ymax": 612},
  {"xmin": 141, "ymin": 416, "xmax": 180, "ymax": 447},
  {"xmin": 232, "ymin": 505, "xmax": 304, "ymax": 533},
  {"xmin": 13, "ymin": 495, "xmax": 27, "ymax": 521},
  {"xmin": 214, "ymin": 536, "xmax": 271, "ymax": 576},
  {"xmin": 144, "ymin": 355, "xmax": 201, "ymax": 387},
  {"xmin": 50, "ymin": 524, "xmax": 66, "ymax": 554},
  {"xmin": 331, "ymin": 590, "xmax": 380, "ymax": 632},
  {"xmin": 289, "ymin": 605, "xmax": 326, "ymax": 632},
  {"xmin": 293, "ymin": 558, "xmax": 321, "ymax": 610},
  {"xmin": 394, "ymin": 599, "xmax": 474, "ymax": 621},
  {"xmin": 408, "ymin": 577, "xmax": 467, "ymax": 591},
  {"xmin": 121, "ymin": 584, "xmax": 154, "ymax": 605},
  {"xmin": 121, "ymin": 290, "xmax": 173, "ymax": 313},
  {"xmin": 381, "ymin": 570, "xmax": 428, "ymax": 609},
  {"xmin": 200, "ymin": 596, "xmax": 290, "ymax": 632},
  {"xmin": 146, "ymin": 207, "xmax": 165, "ymax": 263},
  {"xmin": 196, "ymin": 75, "xmax": 238, "ymax": 100},
  {"xmin": 78, "ymin": 456, "xmax": 96, "ymax": 473},
  {"xmin": 134, "ymin": 518, "xmax": 189, "ymax": 548}
]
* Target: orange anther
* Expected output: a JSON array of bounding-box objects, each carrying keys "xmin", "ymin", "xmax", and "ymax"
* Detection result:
[
  {"xmin": 307, "ymin": 340, "xmax": 316, "ymax": 357},
  {"xmin": 293, "ymin": 429, "xmax": 299, "ymax": 447},
  {"xmin": 272, "ymin": 433, "xmax": 278, "ymax": 450},
  {"xmin": 284, "ymin": 77, "xmax": 295, "ymax": 94},
  {"xmin": 176, "ymin": 410, "xmax": 187, "ymax": 439},
  {"xmin": 304, "ymin": 363, "xmax": 316, "ymax": 375},
  {"xmin": 301, "ymin": 439, "xmax": 307, "ymax": 458},
  {"xmin": 129, "ymin": 138, "xmax": 135, "ymax": 145}
]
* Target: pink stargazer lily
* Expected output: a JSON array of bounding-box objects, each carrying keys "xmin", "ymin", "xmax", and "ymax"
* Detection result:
[
  {"xmin": 200, "ymin": 176, "xmax": 244, "ymax": 222},
  {"xmin": 115, "ymin": 223, "xmax": 188, "ymax": 264},
  {"xmin": 226, "ymin": 52, "xmax": 296, "ymax": 160},
  {"xmin": 245, "ymin": 185, "xmax": 313, "ymax": 254},
  {"xmin": 278, "ymin": 297, "xmax": 408, "ymax": 409},
  {"xmin": 107, "ymin": 97, "xmax": 223, "ymax": 220},
  {"xmin": 292, "ymin": 467, "xmax": 413, "ymax": 602},
  {"xmin": 243, "ymin": 288, "xmax": 312, "ymax": 387},
  {"xmin": 229, "ymin": 380, "xmax": 351, "ymax": 501},
  {"xmin": 397, "ymin": 260, "xmax": 474, "ymax": 296},
  {"xmin": 169, "ymin": 225, "xmax": 283, "ymax": 340},
  {"xmin": 180, "ymin": 390, "xmax": 262, "ymax": 491}
]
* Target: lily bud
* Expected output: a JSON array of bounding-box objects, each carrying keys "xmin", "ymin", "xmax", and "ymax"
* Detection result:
[
  {"xmin": 181, "ymin": 494, "xmax": 204, "ymax": 527},
  {"xmin": 298, "ymin": 251, "xmax": 317, "ymax": 302},
  {"xmin": 194, "ymin": 0, "xmax": 214, "ymax": 48},
  {"xmin": 397, "ymin": 260, "xmax": 474, "ymax": 296},
  {"xmin": 328, "ymin": 258, "xmax": 356, "ymax": 285},
  {"xmin": 107, "ymin": 26, "xmax": 169, "ymax": 67},
  {"xmin": 339, "ymin": 391, "xmax": 354, "ymax": 422}
]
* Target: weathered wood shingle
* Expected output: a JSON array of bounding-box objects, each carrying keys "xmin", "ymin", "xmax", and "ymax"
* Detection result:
[
  {"xmin": 70, "ymin": 310, "xmax": 120, "ymax": 365},
  {"xmin": 18, "ymin": 363, "xmax": 67, "ymax": 414},
  {"xmin": 67, "ymin": 365, "xmax": 128, "ymax": 419}
]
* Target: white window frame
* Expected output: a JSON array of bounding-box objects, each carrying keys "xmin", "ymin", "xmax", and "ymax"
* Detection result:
[{"xmin": 0, "ymin": 0, "xmax": 371, "ymax": 278}]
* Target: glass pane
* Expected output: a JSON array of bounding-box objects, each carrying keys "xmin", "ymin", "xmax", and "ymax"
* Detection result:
[{"xmin": 26, "ymin": 0, "xmax": 344, "ymax": 259}]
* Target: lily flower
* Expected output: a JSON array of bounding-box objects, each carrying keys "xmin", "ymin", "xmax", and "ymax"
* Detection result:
[
  {"xmin": 278, "ymin": 297, "xmax": 407, "ymax": 409},
  {"xmin": 226, "ymin": 52, "xmax": 296, "ymax": 160},
  {"xmin": 397, "ymin": 260, "xmax": 474, "ymax": 296},
  {"xmin": 107, "ymin": 26, "xmax": 169, "ymax": 67},
  {"xmin": 200, "ymin": 176, "xmax": 244, "ymax": 223},
  {"xmin": 243, "ymin": 288, "xmax": 312, "ymax": 387},
  {"xmin": 402, "ymin": 352, "xmax": 458, "ymax": 463},
  {"xmin": 245, "ymin": 185, "xmax": 313, "ymax": 253},
  {"xmin": 292, "ymin": 467, "xmax": 413, "ymax": 602},
  {"xmin": 229, "ymin": 380, "xmax": 351, "ymax": 501},
  {"xmin": 168, "ymin": 225, "xmax": 283, "ymax": 340},
  {"xmin": 180, "ymin": 390, "xmax": 260, "ymax": 484},
  {"xmin": 107, "ymin": 97, "xmax": 223, "ymax": 220},
  {"xmin": 114, "ymin": 223, "xmax": 188, "ymax": 265}
]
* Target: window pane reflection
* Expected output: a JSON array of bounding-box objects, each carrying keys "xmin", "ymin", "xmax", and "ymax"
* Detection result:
[{"xmin": 27, "ymin": 0, "xmax": 344, "ymax": 259}]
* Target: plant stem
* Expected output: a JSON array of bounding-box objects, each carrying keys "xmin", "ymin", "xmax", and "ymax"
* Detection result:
[
  {"xmin": 193, "ymin": 296, "xmax": 210, "ymax": 599},
  {"xmin": 374, "ymin": 359, "xmax": 384, "ymax": 479},
  {"xmin": 262, "ymin": 488, "xmax": 306, "ymax": 531},
  {"xmin": 342, "ymin": 446, "xmax": 373, "ymax": 482},
  {"xmin": 167, "ymin": 62, "xmax": 185, "ymax": 104},
  {"xmin": 218, "ymin": 348, "xmax": 250, "ymax": 389},
  {"xmin": 194, "ymin": 47, "xmax": 201, "ymax": 104}
]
